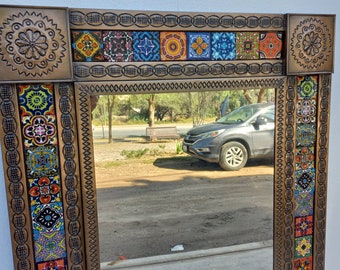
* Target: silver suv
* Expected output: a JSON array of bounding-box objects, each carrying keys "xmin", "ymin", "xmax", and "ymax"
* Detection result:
[{"xmin": 182, "ymin": 103, "xmax": 275, "ymax": 171}]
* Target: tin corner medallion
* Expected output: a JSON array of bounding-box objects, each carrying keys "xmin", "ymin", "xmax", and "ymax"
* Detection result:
[{"xmin": 287, "ymin": 14, "xmax": 335, "ymax": 75}]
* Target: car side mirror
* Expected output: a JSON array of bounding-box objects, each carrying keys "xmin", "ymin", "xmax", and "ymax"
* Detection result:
[{"xmin": 255, "ymin": 116, "xmax": 267, "ymax": 125}]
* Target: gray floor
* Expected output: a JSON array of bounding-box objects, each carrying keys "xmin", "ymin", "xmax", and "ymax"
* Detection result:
[{"xmin": 101, "ymin": 241, "xmax": 273, "ymax": 270}]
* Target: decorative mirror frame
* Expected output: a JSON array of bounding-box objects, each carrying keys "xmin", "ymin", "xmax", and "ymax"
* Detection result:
[{"xmin": 0, "ymin": 5, "xmax": 335, "ymax": 270}]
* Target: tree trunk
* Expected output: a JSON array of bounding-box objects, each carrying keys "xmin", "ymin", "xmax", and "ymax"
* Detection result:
[
  {"xmin": 107, "ymin": 95, "xmax": 115, "ymax": 143},
  {"xmin": 147, "ymin": 94, "xmax": 156, "ymax": 127},
  {"xmin": 243, "ymin": 90, "xmax": 253, "ymax": 104},
  {"xmin": 257, "ymin": 89, "xmax": 266, "ymax": 103}
]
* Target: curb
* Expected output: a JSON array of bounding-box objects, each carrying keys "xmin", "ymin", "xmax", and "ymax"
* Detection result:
[{"xmin": 101, "ymin": 240, "xmax": 273, "ymax": 269}]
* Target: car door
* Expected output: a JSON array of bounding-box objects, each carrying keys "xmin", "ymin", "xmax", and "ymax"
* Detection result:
[{"xmin": 249, "ymin": 107, "xmax": 275, "ymax": 158}]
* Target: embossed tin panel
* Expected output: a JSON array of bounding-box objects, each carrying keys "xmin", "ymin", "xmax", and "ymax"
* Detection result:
[
  {"xmin": 287, "ymin": 14, "xmax": 335, "ymax": 75},
  {"xmin": 0, "ymin": 6, "xmax": 73, "ymax": 82}
]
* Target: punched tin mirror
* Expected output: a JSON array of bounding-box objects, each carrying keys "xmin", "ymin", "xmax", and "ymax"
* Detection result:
[{"xmin": 0, "ymin": 5, "xmax": 335, "ymax": 270}]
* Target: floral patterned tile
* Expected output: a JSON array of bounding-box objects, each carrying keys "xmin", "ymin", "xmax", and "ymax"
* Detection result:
[
  {"xmin": 22, "ymin": 115, "xmax": 57, "ymax": 147},
  {"xmin": 297, "ymin": 76, "xmax": 318, "ymax": 100},
  {"xmin": 294, "ymin": 256, "xmax": 313, "ymax": 270},
  {"xmin": 211, "ymin": 32, "xmax": 236, "ymax": 60},
  {"xmin": 103, "ymin": 31, "xmax": 134, "ymax": 62},
  {"xmin": 295, "ymin": 191, "xmax": 314, "ymax": 217},
  {"xmin": 34, "ymin": 230, "xmax": 66, "ymax": 263},
  {"xmin": 25, "ymin": 146, "xmax": 59, "ymax": 178},
  {"xmin": 295, "ymin": 146, "xmax": 315, "ymax": 171},
  {"xmin": 36, "ymin": 258, "xmax": 67, "ymax": 270},
  {"xmin": 133, "ymin": 31, "xmax": 160, "ymax": 61},
  {"xmin": 259, "ymin": 32, "xmax": 282, "ymax": 59},
  {"xmin": 296, "ymin": 99, "xmax": 317, "ymax": 124},
  {"xmin": 296, "ymin": 124, "xmax": 316, "ymax": 147},
  {"xmin": 187, "ymin": 32, "xmax": 211, "ymax": 60},
  {"xmin": 236, "ymin": 32, "xmax": 259, "ymax": 59},
  {"xmin": 28, "ymin": 175, "xmax": 61, "ymax": 205},
  {"xmin": 295, "ymin": 168, "xmax": 316, "ymax": 195},
  {"xmin": 72, "ymin": 30, "xmax": 103, "ymax": 62},
  {"xmin": 295, "ymin": 236, "xmax": 313, "ymax": 259},
  {"xmin": 160, "ymin": 32, "xmax": 187, "ymax": 61},
  {"xmin": 32, "ymin": 202, "xmax": 64, "ymax": 232},
  {"xmin": 295, "ymin": 215, "xmax": 313, "ymax": 237},
  {"xmin": 18, "ymin": 84, "xmax": 54, "ymax": 117}
]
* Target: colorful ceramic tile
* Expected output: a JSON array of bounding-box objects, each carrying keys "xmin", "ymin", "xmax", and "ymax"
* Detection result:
[
  {"xmin": 32, "ymin": 202, "xmax": 64, "ymax": 232},
  {"xmin": 294, "ymin": 256, "xmax": 313, "ymax": 270},
  {"xmin": 295, "ymin": 146, "xmax": 315, "ymax": 170},
  {"xmin": 295, "ymin": 192, "xmax": 314, "ymax": 217},
  {"xmin": 103, "ymin": 31, "xmax": 133, "ymax": 62},
  {"xmin": 37, "ymin": 258, "xmax": 67, "ymax": 270},
  {"xmin": 297, "ymin": 76, "xmax": 318, "ymax": 100},
  {"xmin": 133, "ymin": 31, "xmax": 160, "ymax": 61},
  {"xmin": 295, "ymin": 215, "xmax": 313, "ymax": 237},
  {"xmin": 22, "ymin": 115, "xmax": 57, "ymax": 147},
  {"xmin": 25, "ymin": 146, "xmax": 59, "ymax": 178},
  {"xmin": 296, "ymin": 124, "xmax": 316, "ymax": 147},
  {"xmin": 34, "ymin": 230, "xmax": 66, "ymax": 262},
  {"xmin": 72, "ymin": 30, "xmax": 103, "ymax": 62},
  {"xmin": 18, "ymin": 84, "xmax": 54, "ymax": 117},
  {"xmin": 297, "ymin": 99, "xmax": 317, "ymax": 124},
  {"xmin": 236, "ymin": 32, "xmax": 259, "ymax": 60},
  {"xmin": 295, "ymin": 168, "xmax": 316, "ymax": 195},
  {"xmin": 259, "ymin": 32, "xmax": 283, "ymax": 59},
  {"xmin": 29, "ymin": 175, "xmax": 61, "ymax": 205},
  {"xmin": 211, "ymin": 32, "xmax": 236, "ymax": 60},
  {"xmin": 160, "ymin": 32, "xmax": 187, "ymax": 61},
  {"xmin": 295, "ymin": 236, "xmax": 313, "ymax": 258},
  {"xmin": 187, "ymin": 32, "xmax": 211, "ymax": 60}
]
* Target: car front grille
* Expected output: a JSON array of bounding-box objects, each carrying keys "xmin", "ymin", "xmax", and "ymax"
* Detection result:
[{"xmin": 184, "ymin": 134, "xmax": 199, "ymax": 143}]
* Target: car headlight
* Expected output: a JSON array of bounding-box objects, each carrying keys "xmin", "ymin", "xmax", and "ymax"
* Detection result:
[{"xmin": 200, "ymin": 129, "xmax": 225, "ymax": 139}]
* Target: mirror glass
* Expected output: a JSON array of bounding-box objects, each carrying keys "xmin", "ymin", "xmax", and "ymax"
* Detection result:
[{"xmin": 91, "ymin": 89, "xmax": 275, "ymax": 263}]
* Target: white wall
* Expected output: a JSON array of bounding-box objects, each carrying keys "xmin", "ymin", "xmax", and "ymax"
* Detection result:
[{"xmin": 0, "ymin": 1, "xmax": 339, "ymax": 269}]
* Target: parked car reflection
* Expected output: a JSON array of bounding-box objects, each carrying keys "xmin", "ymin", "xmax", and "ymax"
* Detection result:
[{"xmin": 182, "ymin": 103, "xmax": 275, "ymax": 171}]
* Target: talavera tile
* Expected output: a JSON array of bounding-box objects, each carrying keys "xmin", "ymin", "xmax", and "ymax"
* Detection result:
[
  {"xmin": 259, "ymin": 32, "xmax": 282, "ymax": 59},
  {"xmin": 211, "ymin": 32, "xmax": 236, "ymax": 60},
  {"xmin": 160, "ymin": 32, "xmax": 187, "ymax": 61},
  {"xmin": 187, "ymin": 32, "xmax": 211, "ymax": 60},
  {"xmin": 133, "ymin": 31, "xmax": 160, "ymax": 61},
  {"xmin": 72, "ymin": 30, "xmax": 103, "ymax": 62},
  {"xmin": 103, "ymin": 31, "xmax": 134, "ymax": 62},
  {"xmin": 236, "ymin": 32, "xmax": 259, "ymax": 59}
]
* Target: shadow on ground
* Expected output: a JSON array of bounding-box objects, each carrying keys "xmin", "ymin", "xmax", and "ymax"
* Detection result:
[{"xmin": 153, "ymin": 156, "xmax": 274, "ymax": 171}]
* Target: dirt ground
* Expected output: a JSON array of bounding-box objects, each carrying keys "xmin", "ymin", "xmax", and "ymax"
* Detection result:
[{"xmin": 93, "ymin": 138, "xmax": 274, "ymax": 263}]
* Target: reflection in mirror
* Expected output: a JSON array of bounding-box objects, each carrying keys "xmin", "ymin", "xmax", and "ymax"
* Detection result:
[{"xmin": 91, "ymin": 89, "xmax": 275, "ymax": 264}]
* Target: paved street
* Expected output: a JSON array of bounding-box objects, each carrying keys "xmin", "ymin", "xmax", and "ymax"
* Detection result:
[{"xmin": 94, "ymin": 137, "xmax": 274, "ymax": 263}]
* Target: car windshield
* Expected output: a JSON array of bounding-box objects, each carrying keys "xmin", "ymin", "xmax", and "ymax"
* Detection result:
[{"xmin": 216, "ymin": 104, "xmax": 263, "ymax": 124}]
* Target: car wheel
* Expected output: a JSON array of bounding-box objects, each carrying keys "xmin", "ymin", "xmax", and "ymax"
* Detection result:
[{"xmin": 219, "ymin": 141, "xmax": 248, "ymax": 171}]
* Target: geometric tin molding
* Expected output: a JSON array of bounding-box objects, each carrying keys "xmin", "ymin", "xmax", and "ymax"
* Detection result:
[
  {"xmin": 69, "ymin": 10, "xmax": 286, "ymax": 31},
  {"xmin": 0, "ymin": 6, "xmax": 73, "ymax": 83},
  {"xmin": 287, "ymin": 14, "xmax": 335, "ymax": 75},
  {"xmin": 73, "ymin": 60, "xmax": 284, "ymax": 81}
]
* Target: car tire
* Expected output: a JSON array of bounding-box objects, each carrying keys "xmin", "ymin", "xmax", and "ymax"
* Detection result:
[{"xmin": 219, "ymin": 141, "xmax": 248, "ymax": 171}]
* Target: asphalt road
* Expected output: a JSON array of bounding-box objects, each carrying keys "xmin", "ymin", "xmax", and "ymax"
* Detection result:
[{"xmin": 95, "ymin": 155, "xmax": 273, "ymax": 263}]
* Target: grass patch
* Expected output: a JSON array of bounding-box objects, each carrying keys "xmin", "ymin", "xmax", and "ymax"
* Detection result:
[
  {"xmin": 96, "ymin": 160, "xmax": 126, "ymax": 168},
  {"xmin": 121, "ymin": 148, "xmax": 149, "ymax": 158},
  {"xmin": 120, "ymin": 144, "xmax": 172, "ymax": 159}
]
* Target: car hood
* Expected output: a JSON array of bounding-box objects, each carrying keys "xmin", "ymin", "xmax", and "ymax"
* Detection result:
[{"xmin": 187, "ymin": 122, "xmax": 236, "ymax": 135}]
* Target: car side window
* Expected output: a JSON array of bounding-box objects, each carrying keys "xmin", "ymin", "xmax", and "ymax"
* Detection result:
[{"xmin": 259, "ymin": 108, "xmax": 275, "ymax": 123}]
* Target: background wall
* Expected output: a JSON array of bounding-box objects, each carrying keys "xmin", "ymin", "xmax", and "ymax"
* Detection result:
[{"xmin": 0, "ymin": 1, "xmax": 338, "ymax": 269}]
